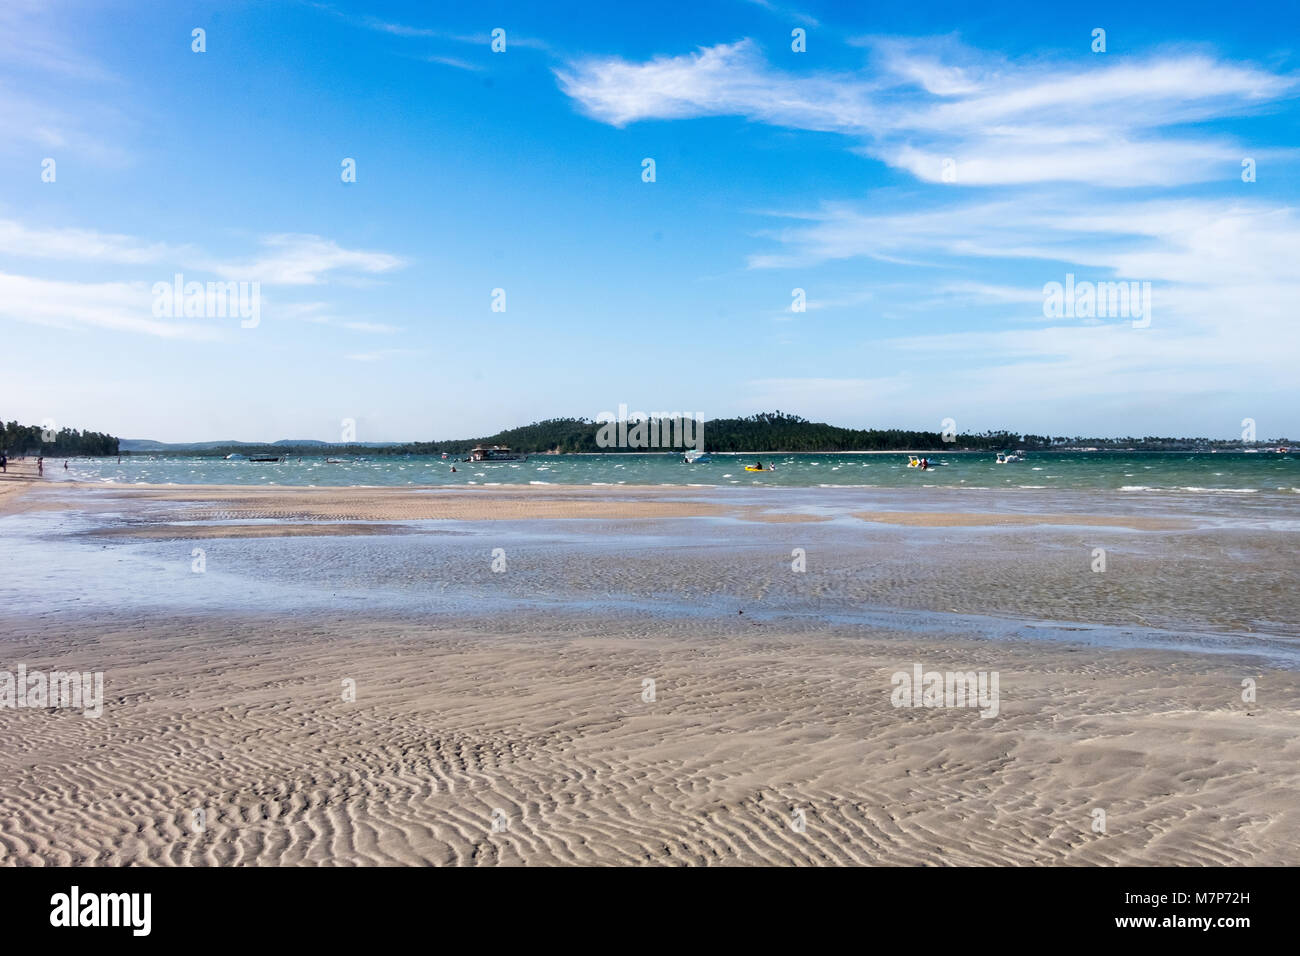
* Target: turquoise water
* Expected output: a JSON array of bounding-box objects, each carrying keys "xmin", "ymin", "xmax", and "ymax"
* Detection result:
[{"xmin": 51, "ymin": 451, "xmax": 1300, "ymax": 496}]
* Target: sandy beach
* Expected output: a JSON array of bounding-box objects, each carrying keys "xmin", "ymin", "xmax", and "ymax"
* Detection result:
[{"xmin": 2, "ymin": 476, "xmax": 1298, "ymax": 865}]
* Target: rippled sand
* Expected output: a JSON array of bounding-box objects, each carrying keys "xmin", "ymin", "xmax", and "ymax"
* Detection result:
[{"xmin": 1, "ymin": 612, "xmax": 1295, "ymax": 866}]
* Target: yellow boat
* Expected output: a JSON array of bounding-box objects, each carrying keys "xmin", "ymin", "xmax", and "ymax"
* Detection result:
[{"xmin": 744, "ymin": 465, "xmax": 764, "ymax": 472}]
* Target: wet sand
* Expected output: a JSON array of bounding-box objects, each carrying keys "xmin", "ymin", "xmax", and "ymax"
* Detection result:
[
  {"xmin": 851, "ymin": 511, "xmax": 1188, "ymax": 530},
  {"xmin": 0, "ymin": 461, "xmax": 40, "ymax": 512},
  {"xmin": 1, "ymin": 477, "xmax": 1298, "ymax": 865},
  {"xmin": 6, "ymin": 479, "xmax": 1194, "ymax": 528}
]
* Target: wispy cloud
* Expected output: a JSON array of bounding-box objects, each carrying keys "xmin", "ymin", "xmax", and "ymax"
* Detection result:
[
  {"xmin": 0, "ymin": 0, "xmax": 114, "ymax": 80},
  {"xmin": 426, "ymin": 55, "xmax": 484, "ymax": 72},
  {"xmin": 209, "ymin": 234, "xmax": 405, "ymax": 286},
  {"xmin": 0, "ymin": 273, "xmax": 220, "ymax": 340},
  {"xmin": 0, "ymin": 221, "xmax": 405, "ymax": 286},
  {"xmin": 0, "ymin": 2, "xmax": 131, "ymax": 165},
  {"xmin": 740, "ymin": 0, "xmax": 820, "ymax": 28},
  {"xmin": 344, "ymin": 348, "xmax": 422, "ymax": 362},
  {"xmin": 746, "ymin": 193, "xmax": 1300, "ymax": 427},
  {"xmin": 0, "ymin": 220, "xmax": 187, "ymax": 265},
  {"xmin": 0, "ymin": 222, "xmax": 407, "ymax": 338},
  {"xmin": 277, "ymin": 301, "xmax": 401, "ymax": 333},
  {"xmin": 307, "ymin": 3, "xmax": 551, "ymax": 53},
  {"xmin": 556, "ymin": 38, "xmax": 1298, "ymax": 186}
]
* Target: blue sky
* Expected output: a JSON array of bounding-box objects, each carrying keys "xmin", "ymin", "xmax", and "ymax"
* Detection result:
[{"xmin": 3, "ymin": 0, "xmax": 1298, "ymax": 442}]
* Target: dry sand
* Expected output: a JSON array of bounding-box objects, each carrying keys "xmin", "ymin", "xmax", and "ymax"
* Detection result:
[{"xmin": 1, "ymin": 612, "xmax": 1294, "ymax": 866}]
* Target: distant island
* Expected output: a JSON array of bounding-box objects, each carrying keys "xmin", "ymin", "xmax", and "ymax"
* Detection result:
[
  {"xmin": 92, "ymin": 412, "xmax": 1292, "ymax": 457},
  {"xmin": 6, "ymin": 413, "xmax": 1291, "ymax": 458}
]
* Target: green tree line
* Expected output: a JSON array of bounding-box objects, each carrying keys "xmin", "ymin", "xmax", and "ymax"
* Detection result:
[
  {"xmin": 2, "ymin": 421, "xmax": 119, "ymax": 457},
  {"xmin": 125, "ymin": 412, "xmax": 1295, "ymax": 459}
]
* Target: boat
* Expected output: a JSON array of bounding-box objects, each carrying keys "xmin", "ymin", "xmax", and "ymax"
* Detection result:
[
  {"xmin": 464, "ymin": 445, "xmax": 527, "ymax": 462},
  {"xmin": 325, "ymin": 457, "xmax": 347, "ymax": 464},
  {"xmin": 995, "ymin": 452, "xmax": 1023, "ymax": 464},
  {"xmin": 682, "ymin": 449, "xmax": 712, "ymax": 464},
  {"xmin": 224, "ymin": 453, "xmax": 246, "ymax": 461},
  {"xmin": 248, "ymin": 455, "xmax": 283, "ymax": 462},
  {"xmin": 908, "ymin": 456, "xmax": 944, "ymax": 469}
]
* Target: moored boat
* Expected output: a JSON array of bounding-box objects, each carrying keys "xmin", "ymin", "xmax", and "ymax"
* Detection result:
[{"xmin": 464, "ymin": 445, "xmax": 527, "ymax": 462}]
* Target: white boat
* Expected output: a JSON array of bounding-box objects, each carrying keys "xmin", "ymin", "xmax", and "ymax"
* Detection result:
[
  {"xmin": 682, "ymin": 449, "xmax": 712, "ymax": 463},
  {"xmin": 995, "ymin": 452, "xmax": 1023, "ymax": 464},
  {"xmin": 224, "ymin": 453, "xmax": 246, "ymax": 461},
  {"xmin": 464, "ymin": 445, "xmax": 527, "ymax": 462}
]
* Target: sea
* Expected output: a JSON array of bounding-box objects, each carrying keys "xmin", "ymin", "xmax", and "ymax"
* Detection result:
[{"xmin": 50, "ymin": 451, "xmax": 1300, "ymax": 498}]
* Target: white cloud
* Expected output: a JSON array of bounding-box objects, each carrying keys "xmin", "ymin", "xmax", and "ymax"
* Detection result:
[
  {"xmin": 556, "ymin": 38, "xmax": 1298, "ymax": 186},
  {"xmin": 0, "ymin": 220, "xmax": 185, "ymax": 265},
  {"xmin": 0, "ymin": 222, "xmax": 407, "ymax": 339},
  {"xmin": 0, "ymin": 273, "xmax": 220, "ymax": 339},
  {"xmin": 740, "ymin": 0, "xmax": 820, "ymax": 28},
  {"xmin": 275, "ymin": 301, "xmax": 400, "ymax": 333},
  {"xmin": 426, "ymin": 55, "xmax": 484, "ymax": 72},
  {"xmin": 744, "ymin": 192, "xmax": 1300, "ymax": 427},
  {"xmin": 210, "ymin": 234, "xmax": 405, "ymax": 286}
]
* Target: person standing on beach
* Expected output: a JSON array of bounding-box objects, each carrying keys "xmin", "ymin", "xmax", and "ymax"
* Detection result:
[{"xmin": 37, "ymin": 456, "xmax": 44, "ymax": 476}]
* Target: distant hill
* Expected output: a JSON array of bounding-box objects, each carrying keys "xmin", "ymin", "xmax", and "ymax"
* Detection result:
[{"xmin": 116, "ymin": 413, "xmax": 1294, "ymax": 457}]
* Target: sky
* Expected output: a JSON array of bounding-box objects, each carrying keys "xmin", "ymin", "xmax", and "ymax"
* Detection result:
[{"xmin": 2, "ymin": 0, "xmax": 1298, "ymax": 443}]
